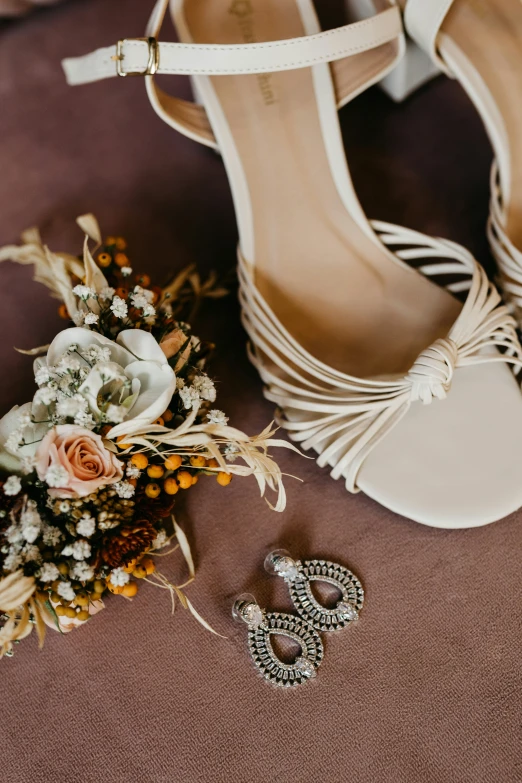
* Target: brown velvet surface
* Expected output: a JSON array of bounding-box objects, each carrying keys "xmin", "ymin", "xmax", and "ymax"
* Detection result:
[{"xmin": 0, "ymin": 2, "xmax": 520, "ymax": 781}]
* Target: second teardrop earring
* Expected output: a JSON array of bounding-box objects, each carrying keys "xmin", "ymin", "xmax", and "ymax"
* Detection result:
[{"xmin": 265, "ymin": 550, "xmax": 364, "ymax": 633}]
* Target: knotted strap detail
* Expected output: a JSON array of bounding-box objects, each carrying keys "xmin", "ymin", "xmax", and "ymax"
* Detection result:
[
  {"xmin": 239, "ymin": 221, "xmax": 522, "ymax": 492},
  {"xmin": 407, "ymin": 337, "xmax": 458, "ymax": 404}
]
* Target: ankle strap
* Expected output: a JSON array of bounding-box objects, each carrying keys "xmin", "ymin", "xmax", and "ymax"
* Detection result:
[
  {"xmin": 62, "ymin": 0, "xmax": 402, "ymax": 149},
  {"xmin": 403, "ymin": 0, "xmax": 455, "ymax": 74},
  {"xmin": 63, "ymin": 7, "xmax": 401, "ymax": 84}
]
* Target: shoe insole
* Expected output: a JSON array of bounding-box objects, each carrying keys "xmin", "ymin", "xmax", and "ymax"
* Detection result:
[
  {"xmin": 182, "ymin": 0, "xmax": 461, "ymax": 378},
  {"xmin": 441, "ymin": 0, "xmax": 522, "ymax": 248}
]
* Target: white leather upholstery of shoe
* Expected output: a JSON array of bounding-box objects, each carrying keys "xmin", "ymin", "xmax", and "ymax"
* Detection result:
[
  {"xmin": 404, "ymin": 0, "xmax": 522, "ymax": 332},
  {"xmin": 63, "ymin": 0, "xmax": 522, "ymax": 527}
]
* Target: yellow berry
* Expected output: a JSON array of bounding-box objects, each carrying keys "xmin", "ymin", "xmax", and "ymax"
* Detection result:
[
  {"xmin": 190, "ymin": 455, "xmax": 206, "ymax": 468},
  {"xmin": 75, "ymin": 593, "xmax": 90, "ymax": 607},
  {"xmin": 51, "ymin": 591, "xmax": 61, "ymax": 604},
  {"xmin": 115, "ymin": 237, "xmax": 127, "ymax": 251},
  {"xmin": 131, "ymin": 453, "xmax": 148, "ymax": 470},
  {"xmin": 155, "ymin": 416, "xmax": 165, "ymax": 427},
  {"xmin": 64, "ymin": 607, "xmax": 77, "ymax": 619},
  {"xmin": 106, "ymin": 235, "xmax": 116, "ymax": 245},
  {"xmin": 107, "ymin": 582, "xmax": 124, "ymax": 595},
  {"xmin": 141, "ymin": 557, "xmax": 156, "ymax": 575},
  {"xmin": 164, "ymin": 477, "xmax": 179, "ymax": 495},
  {"xmin": 177, "ymin": 471, "xmax": 194, "ymax": 489},
  {"xmin": 147, "ymin": 464, "xmax": 165, "ymax": 479},
  {"xmin": 145, "ymin": 482, "xmax": 161, "ymax": 499},
  {"xmin": 115, "ymin": 252, "xmax": 129, "ymax": 268},
  {"xmin": 58, "ymin": 303, "xmax": 70, "ymax": 320},
  {"xmin": 217, "ymin": 472, "xmax": 233, "ymax": 487},
  {"xmin": 58, "ymin": 563, "xmax": 69, "ymax": 576},
  {"xmin": 132, "ymin": 565, "xmax": 147, "ymax": 579},
  {"xmin": 76, "ymin": 610, "xmax": 90, "ymax": 622},
  {"xmin": 162, "ymin": 409, "xmax": 173, "ymax": 423},
  {"xmin": 117, "ymin": 436, "xmax": 133, "ymax": 450},
  {"xmin": 55, "ymin": 605, "xmax": 66, "ymax": 616},
  {"xmin": 164, "ymin": 454, "xmax": 182, "ymax": 471},
  {"xmin": 123, "ymin": 558, "xmax": 138, "ymax": 573},
  {"xmin": 97, "ymin": 252, "xmax": 112, "ymax": 268},
  {"xmin": 135, "ymin": 273, "xmax": 151, "ymax": 287},
  {"xmin": 191, "ymin": 474, "xmax": 199, "ymax": 485},
  {"xmin": 122, "ymin": 582, "xmax": 138, "ymax": 597},
  {"xmin": 93, "ymin": 579, "xmax": 106, "ymax": 594},
  {"xmin": 90, "ymin": 592, "xmax": 103, "ymax": 602},
  {"xmin": 206, "ymin": 458, "xmax": 219, "ymax": 469}
]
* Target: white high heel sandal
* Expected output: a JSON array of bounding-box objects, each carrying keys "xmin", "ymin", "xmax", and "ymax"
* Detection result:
[
  {"xmin": 63, "ymin": 0, "xmax": 522, "ymax": 528},
  {"xmin": 402, "ymin": 0, "xmax": 522, "ymax": 330}
]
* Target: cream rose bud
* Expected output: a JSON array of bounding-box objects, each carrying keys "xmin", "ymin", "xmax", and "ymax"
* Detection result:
[
  {"xmin": 160, "ymin": 328, "xmax": 191, "ymax": 371},
  {"xmin": 36, "ymin": 425, "xmax": 123, "ymax": 498}
]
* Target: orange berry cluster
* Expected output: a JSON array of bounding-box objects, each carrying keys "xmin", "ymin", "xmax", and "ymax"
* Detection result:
[
  {"xmin": 127, "ymin": 451, "xmax": 232, "ymax": 499},
  {"xmin": 50, "ymin": 571, "xmax": 107, "ymax": 622},
  {"xmin": 107, "ymin": 554, "xmax": 156, "ymax": 597}
]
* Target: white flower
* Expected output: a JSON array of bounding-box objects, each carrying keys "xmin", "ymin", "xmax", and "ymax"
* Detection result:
[
  {"xmin": 176, "ymin": 378, "xmax": 185, "ymax": 390},
  {"xmin": 207, "ymin": 410, "xmax": 229, "ymax": 426},
  {"xmin": 69, "ymin": 561, "xmax": 94, "ymax": 581},
  {"xmin": 3, "ymin": 475, "xmax": 21, "ymax": 496},
  {"xmin": 152, "ymin": 528, "xmax": 168, "ymax": 550},
  {"xmin": 5, "ymin": 431, "xmax": 23, "ymax": 453},
  {"xmin": 76, "ymin": 515, "xmax": 95, "ymax": 537},
  {"xmin": 34, "ymin": 387, "xmax": 57, "ymax": 406},
  {"xmin": 84, "ymin": 313, "xmax": 99, "ymax": 326},
  {"xmin": 105, "ymin": 404, "xmax": 126, "ymax": 424},
  {"xmin": 84, "ymin": 344, "xmax": 111, "ymax": 363},
  {"xmin": 42, "ymin": 525, "xmax": 62, "ymax": 546},
  {"xmin": 56, "ymin": 396, "xmax": 85, "ymax": 419},
  {"xmin": 110, "ymin": 296, "xmax": 128, "ymax": 319},
  {"xmin": 99, "ymin": 286, "xmax": 116, "ymax": 302},
  {"xmin": 36, "ymin": 327, "xmax": 177, "ymax": 440},
  {"xmin": 143, "ymin": 304, "xmax": 156, "ymax": 318},
  {"xmin": 193, "ymin": 376, "xmax": 216, "ymax": 403},
  {"xmin": 73, "ymin": 311, "xmax": 85, "ymax": 326},
  {"xmin": 45, "ymin": 464, "xmax": 70, "ymax": 488},
  {"xmin": 6, "ymin": 524, "xmax": 23, "ymax": 545},
  {"xmin": 71, "ymin": 539, "xmax": 91, "ymax": 561},
  {"xmin": 72, "ymin": 284, "xmax": 96, "ymax": 300},
  {"xmin": 190, "ymin": 335, "xmax": 201, "ymax": 352},
  {"xmin": 38, "ymin": 562, "xmax": 60, "ymax": 583},
  {"xmin": 114, "ymin": 481, "xmax": 135, "ymax": 499},
  {"xmin": 126, "ymin": 462, "xmax": 141, "ymax": 479},
  {"xmin": 57, "ymin": 581, "xmax": 75, "ymax": 602},
  {"xmin": 35, "ymin": 367, "xmax": 51, "ymax": 386},
  {"xmin": 224, "ymin": 443, "xmax": 240, "ymax": 462},
  {"xmin": 61, "ymin": 544, "xmax": 73, "ymax": 556},
  {"xmin": 22, "ymin": 523, "xmax": 40, "ymax": 544},
  {"xmin": 109, "ymin": 567, "xmax": 130, "ymax": 587},
  {"xmin": 3, "ymin": 551, "xmax": 22, "ymax": 572},
  {"xmin": 74, "ymin": 410, "xmax": 96, "ymax": 429},
  {"xmin": 56, "ymin": 354, "xmax": 81, "ymax": 373},
  {"xmin": 121, "ymin": 266, "xmax": 132, "ymax": 277},
  {"xmin": 179, "ymin": 386, "xmax": 201, "ymax": 411},
  {"xmin": 22, "ymin": 544, "xmax": 41, "ymax": 563}
]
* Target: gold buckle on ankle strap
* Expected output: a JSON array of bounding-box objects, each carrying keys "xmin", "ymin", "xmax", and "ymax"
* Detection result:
[{"xmin": 115, "ymin": 37, "xmax": 159, "ymax": 77}]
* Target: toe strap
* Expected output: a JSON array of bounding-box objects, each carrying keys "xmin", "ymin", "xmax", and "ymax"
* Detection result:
[{"xmin": 239, "ymin": 221, "xmax": 522, "ymax": 492}]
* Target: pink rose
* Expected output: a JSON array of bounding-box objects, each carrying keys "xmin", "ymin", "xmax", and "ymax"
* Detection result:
[{"xmin": 36, "ymin": 425, "xmax": 123, "ymax": 498}]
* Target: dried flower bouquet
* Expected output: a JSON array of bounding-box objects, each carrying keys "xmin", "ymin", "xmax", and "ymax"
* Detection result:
[{"xmin": 0, "ymin": 215, "xmax": 296, "ymax": 657}]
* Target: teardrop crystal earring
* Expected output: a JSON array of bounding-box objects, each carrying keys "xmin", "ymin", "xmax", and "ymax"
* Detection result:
[
  {"xmin": 232, "ymin": 593, "xmax": 323, "ymax": 688},
  {"xmin": 264, "ymin": 550, "xmax": 364, "ymax": 632}
]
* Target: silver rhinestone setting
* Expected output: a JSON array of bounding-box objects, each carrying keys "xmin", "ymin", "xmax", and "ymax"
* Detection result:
[
  {"xmin": 248, "ymin": 611, "xmax": 323, "ymax": 688},
  {"xmin": 286, "ymin": 559, "xmax": 364, "ymax": 632}
]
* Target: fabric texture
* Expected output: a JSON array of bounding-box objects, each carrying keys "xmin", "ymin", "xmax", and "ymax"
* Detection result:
[{"xmin": 0, "ymin": 1, "xmax": 520, "ymax": 781}]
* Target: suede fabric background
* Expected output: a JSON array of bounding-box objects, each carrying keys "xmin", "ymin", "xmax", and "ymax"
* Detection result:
[{"xmin": 0, "ymin": 1, "xmax": 520, "ymax": 781}]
